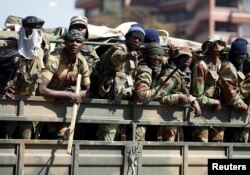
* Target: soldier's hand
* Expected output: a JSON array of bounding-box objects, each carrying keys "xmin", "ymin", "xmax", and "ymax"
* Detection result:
[
  {"xmin": 178, "ymin": 94, "xmax": 189, "ymax": 105},
  {"xmin": 5, "ymin": 87, "xmax": 15, "ymax": 100},
  {"xmin": 69, "ymin": 92, "xmax": 81, "ymax": 104},
  {"xmin": 191, "ymin": 100, "xmax": 202, "ymax": 117},
  {"xmin": 240, "ymin": 102, "xmax": 248, "ymax": 112},
  {"xmin": 126, "ymin": 51, "xmax": 141, "ymax": 61},
  {"xmin": 214, "ymin": 100, "xmax": 222, "ymax": 112}
]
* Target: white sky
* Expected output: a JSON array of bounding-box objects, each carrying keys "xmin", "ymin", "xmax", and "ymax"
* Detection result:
[{"xmin": 0, "ymin": 0, "xmax": 84, "ymax": 28}]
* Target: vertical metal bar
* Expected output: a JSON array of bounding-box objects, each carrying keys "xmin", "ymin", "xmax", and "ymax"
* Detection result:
[
  {"xmin": 72, "ymin": 141, "xmax": 79, "ymax": 175},
  {"xmin": 17, "ymin": 99, "xmax": 24, "ymax": 116},
  {"xmin": 183, "ymin": 145, "xmax": 189, "ymax": 175},
  {"xmin": 132, "ymin": 123, "xmax": 137, "ymax": 141},
  {"xmin": 123, "ymin": 143, "xmax": 130, "ymax": 175},
  {"xmin": 17, "ymin": 143, "xmax": 25, "ymax": 175},
  {"xmin": 137, "ymin": 143, "xmax": 142, "ymax": 175},
  {"xmin": 228, "ymin": 145, "xmax": 233, "ymax": 159}
]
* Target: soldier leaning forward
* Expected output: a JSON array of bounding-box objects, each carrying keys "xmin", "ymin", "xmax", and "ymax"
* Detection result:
[
  {"xmin": 219, "ymin": 38, "xmax": 249, "ymax": 143},
  {"xmin": 39, "ymin": 30, "xmax": 90, "ymax": 139},
  {"xmin": 192, "ymin": 35, "xmax": 226, "ymax": 142},
  {"xmin": 95, "ymin": 24, "xmax": 145, "ymax": 141}
]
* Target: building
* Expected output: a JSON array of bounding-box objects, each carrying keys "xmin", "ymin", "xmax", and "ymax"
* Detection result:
[{"xmin": 75, "ymin": 0, "xmax": 250, "ymax": 43}]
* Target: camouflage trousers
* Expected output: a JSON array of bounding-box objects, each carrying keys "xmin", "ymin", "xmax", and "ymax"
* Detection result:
[
  {"xmin": 96, "ymin": 124, "xmax": 119, "ymax": 141},
  {"xmin": 192, "ymin": 127, "xmax": 225, "ymax": 142},
  {"xmin": 135, "ymin": 126, "xmax": 183, "ymax": 142},
  {"xmin": 231, "ymin": 128, "xmax": 249, "ymax": 143}
]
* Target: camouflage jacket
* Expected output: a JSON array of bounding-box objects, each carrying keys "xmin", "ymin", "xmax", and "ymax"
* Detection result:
[
  {"xmin": 159, "ymin": 62, "xmax": 195, "ymax": 105},
  {"xmin": 135, "ymin": 60, "xmax": 195, "ymax": 105},
  {"xmin": 97, "ymin": 43, "xmax": 137, "ymax": 99},
  {"xmin": 134, "ymin": 60, "xmax": 163, "ymax": 102},
  {"xmin": 80, "ymin": 45, "xmax": 99, "ymax": 75},
  {"xmin": 42, "ymin": 48, "xmax": 90, "ymax": 90},
  {"xmin": 192, "ymin": 56, "xmax": 221, "ymax": 106},
  {"xmin": 219, "ymin": 60, "xmax": 246, "ymax": 109}
]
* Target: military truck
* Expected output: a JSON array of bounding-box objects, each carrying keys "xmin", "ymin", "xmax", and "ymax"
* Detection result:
[
  {"xmin": 0, "ymin": 18, "xmax": 250, "ymax": 175},
  {"xmin": 0, "ymin": 96, "xmax": 250, "ymax": 175}
]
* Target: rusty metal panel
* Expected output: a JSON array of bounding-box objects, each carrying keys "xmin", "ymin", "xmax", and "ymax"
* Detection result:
[
  {"xmin": 23, "ymin": 144, "xmax": 72, "ymax": 175},
  {"xmin": 134, "ymin": 102, "xmax": 187, "ymax": 125},
  {"xmin": 23, "ymin": 100, "xmax": 72, "ymax": 121},
  {"xmin": 232, "ymin": 146, "xmax": 250, "ymax": 158},
  {"xmin": 0, "ymin": 99, "xmax": 18, "ymax": 117},
  {"xmin": 230, "ymin": 108, "xmax": 249, "ymax": 124},
  {"xmin": 77, "ymin": 143, "xmax": 125, "ymax": 175},
  {"xmin": 0, "ymin": 144, "xmax": 17, "ymax": 175},
  {"xmin": 141, "ymin": 145, "xmax": 183, "ymax": 175},
  {"xmin": 189, "ymin": 106, "xmax": 231, "ymax": 125},
  {"xmin": 77, "ymin": 99, "xmax": 133, "ymax": 123},
  {"xmin": 188, "ymin": 145, "xmax": 228, "ymax": 175}
]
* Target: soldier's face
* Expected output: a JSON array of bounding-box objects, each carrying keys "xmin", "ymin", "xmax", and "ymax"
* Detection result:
[
  {"xmin": 24, "ymin": 27, "xmax": 33, "ymax": 38},
  {"xmin": 175, "ymin": 55, "xmax": 192, "ymax": 68},
  {"xmin": 149, "ymin": 57, "xmax": 162, "ymax": 67},
  {"xmin": 70, "ymin": 24, "xmax": 87, "ymax": 38},
  {"xmin": 127, "ymin": 36, "xmax": 142, "ymax": 51},
  {"xmin": 235, "ymin": 53, "xmax": 247, "ymax": 66},
  {"xmin": 65, "ymin": 39, "xmax": 84, "ymax": 54}
]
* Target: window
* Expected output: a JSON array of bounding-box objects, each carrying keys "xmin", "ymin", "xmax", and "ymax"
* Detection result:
[
  {"xmin": 215, "ymin": 22, "xmax": 237, "ymax": 32},
  {"xmin": 216, "ymin": 0, "xmax": 237, "ymax": 7}
]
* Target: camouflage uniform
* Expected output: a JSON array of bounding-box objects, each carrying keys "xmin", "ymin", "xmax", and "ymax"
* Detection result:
[
  {"xmin": 96, "ymin": 24, "xmax": 145, "ymax": 141},
  {"xmin": 40, "ymin": 30, "xmax": 90, "ymax": 139},
  {"xmin": 192, "ymin": 35, "xmax": 226, "ymax": 142},
  {"xmin": 69, "ymin": 16, "xmax": 100, "ymax": 98},
  {"xmin": 219, "ymin": 38, "xmax": 249, "ymax": 142},
  {"xmin": 134, "ymin": 42, "xmax": 165, "ymax": 141},
  {"xmin": 158, "ymin": 47, "xmax": 197, "ymax": 141},
  {"xmin": 135, "ymin": 44, "xmax": 197, "ymax": 141}
]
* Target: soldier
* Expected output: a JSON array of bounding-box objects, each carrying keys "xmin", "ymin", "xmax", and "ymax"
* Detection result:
[
  {"xmin": 2, "ymin": 16, "xmax": 48, "ymax": 139},
  {"xmin": 68, "ymin": 16, "xmax": 101, "ymax": 138},
  {"xmin": 68, "ymin": 16, "xmax": 99, "ymax": 75},
  {"xmin": 135, "ymin": 44, "xmax": 201, "ymax": 141},
  {"xmin": 96, "ymin": 23, "xmax": 145, "ymax": 141},
  {"xmin": 219, "ymin": 38, "xmax": 249, "ymax": 142},
  {"xmin": 39, "ymin": 29, "xmax": 90, "ymax": 139},
  {"xmin": 192, "ymin": 35, "xmax": 226, "ymax": 142}
]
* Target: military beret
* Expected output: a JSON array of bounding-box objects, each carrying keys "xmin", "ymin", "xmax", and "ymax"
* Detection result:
[
  {"xmin": 22, "ymin": 16, "xmax": 44, "ymax": 29},
  {"xmin": 64, "ymin": 29, "xmax": 85, "ymax": 42},
  {"xmin": 146, "ymin": 42, "xmax": 164, "ymax": 60}
]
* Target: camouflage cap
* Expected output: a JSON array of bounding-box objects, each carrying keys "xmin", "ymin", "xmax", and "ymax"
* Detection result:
[
  {"xmin": 146, "ymin": 42, "xmax": 164, "ymax": 60},
  {"xmin": 201, "ymin": 34, "xmax": 226, "ymax": 53},
  {"xmin": 64, "ymin": 29, "xmax": 85, "ymax": 42},
  {"xmin": 175, "ymin": 47, "xmax": 192, "ymax": 58},
  {"xmin": 69, "ymin": 16, "xmax": 89, "ymax": 39}
]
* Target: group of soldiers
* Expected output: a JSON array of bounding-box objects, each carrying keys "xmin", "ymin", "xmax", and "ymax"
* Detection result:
[{"xmin": 0, "ymin": 15, "xmax": 250, "ymax": 143}]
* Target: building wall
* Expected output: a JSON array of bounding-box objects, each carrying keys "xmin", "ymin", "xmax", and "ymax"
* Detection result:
[{"xmin": 75, "ymin": 0, "xmax": 250, "ymax": 43}]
